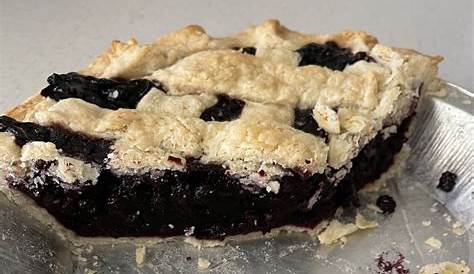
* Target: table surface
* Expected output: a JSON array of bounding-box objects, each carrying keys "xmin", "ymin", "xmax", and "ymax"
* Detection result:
[{"xmin": 1, "ymin": 0, "xmax": 472, "ymax": 112}]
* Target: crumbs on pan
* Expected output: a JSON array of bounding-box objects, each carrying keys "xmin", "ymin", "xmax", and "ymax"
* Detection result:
[
  {"xmin": 425, "ymin": 87, "xmax": 448, "ymax": 97},
  {"xmin": 424, "ymin": 237, "xmax": 442, "ymax": 250},
  {"xmin": 83, "ymin": 268, "xmax": 96, "ymax": 274},
  {"xmin": 419, "ymin": 261, "xmax": 470, "ymax": 274},
  {"xmin": 422, "ymin": 220, "xmax": 432, "ymax": 227},
  {"xmin": 451, "ymin": 221, "xmax": 466, "ymax": 236},
  {"xmin": 135, "ymin": 245, "xmax": 146, "ymax": 265},
  {"xmin": 198, "ymin": 258, "xmax": 211, "ymax": 270},
  {"xmin": 317, "ymin": 213, "xmax": 378, "ymax": 245}
]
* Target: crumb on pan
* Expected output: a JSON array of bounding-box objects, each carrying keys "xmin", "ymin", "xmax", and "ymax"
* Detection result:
[
  {"xmin": 198, "ymin": 258, "xmax": 211, "ymax": 270},
  {"xmin": 135, "ymin": 245, "xmax": 146, "ymax": 265},
  {"xmin": 419, "ymin": 261, "xmax": 470, "ymax": 274},
  {"xmin": 424, "ymin": 237, "xmax": 442, "ymax": 249}
]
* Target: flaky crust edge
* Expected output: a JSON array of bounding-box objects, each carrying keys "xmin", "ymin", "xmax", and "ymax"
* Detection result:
[
  {"xmin": 81, "ymin": 19, "xmax": 381, "ymax": 77},
  {"xmin": 5, "ymin": 19, "xmax": 441, "ymax": 121}
]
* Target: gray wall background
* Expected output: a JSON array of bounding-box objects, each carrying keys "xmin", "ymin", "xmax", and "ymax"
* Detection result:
[{"xmin": 0, "ymin": 0, "xmax": 472, "ymax": 112}]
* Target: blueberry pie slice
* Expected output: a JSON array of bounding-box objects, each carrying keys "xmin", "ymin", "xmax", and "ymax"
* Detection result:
[{"xmin": 0, "ymin": 20, "xmax": 442, "ymax": 240}]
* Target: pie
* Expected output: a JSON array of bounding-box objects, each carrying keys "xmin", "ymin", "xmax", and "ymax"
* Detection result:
[{"xmin": 0, "ymin": 20, "xmax": 442, "ymax": 240}]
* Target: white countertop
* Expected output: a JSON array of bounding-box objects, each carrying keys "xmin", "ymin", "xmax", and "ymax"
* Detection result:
[{"xmin": 1, "ymin": 0, "xmax": 472, "ymax": 112}]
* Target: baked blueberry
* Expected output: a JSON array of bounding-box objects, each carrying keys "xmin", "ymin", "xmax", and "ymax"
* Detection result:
[
  {"xmin": 232, "ymin": 47, "xmax": 257, "ymax": 55},
  {"xmin": 200, "ymin": 94, "xmax": 245, "ymax": 122},
  {"xmin": 376, "ymin": 195, "xmax": 397, "ymax": 214},
  {"xmin": 41, "ymin": 73, "xmax": 159, "ymax": 110},
  {"xmin": 437, "ymin": 171, "xmax": 458, "ymax": 192},
  {"xmin": 293, "ymin": 109, "xmax": 328, "ymax": 140},
  {"xmin": 296, "ymin": 41, "xmax": 374, "ymax": 70}
]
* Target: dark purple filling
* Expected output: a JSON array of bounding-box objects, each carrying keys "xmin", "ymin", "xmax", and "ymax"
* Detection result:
[
  {"xmin": 296, "ymin": 41, "xmax": 374, "ymax": 71},
  {"xmin": 0, "ymin": 116, "xmax": 111, "ymax": 164},
  {"xmin": 199, "ymin": 94, "xmax": 246, "ymax": 122},
  {"xmin": 376, "ymin": 195, "xmax": 397, "ymax": 214},
  {"xmin": 232, "ymin": 47, "xmax": 257, "ymax": 55},
  {"xmin": 293, "ymin": 108, "xmax": 328, "ymax": 140},
  {"xmin": 40, "ymin": 73, "xmax": 160, "ymax": 110},
  {"xmin": 6, "ymin": 115, "xmax": 412, "ymax": 239},
  {"xmin": 437, "ymin": 171, "xmax": 457, "ymax": 192}
]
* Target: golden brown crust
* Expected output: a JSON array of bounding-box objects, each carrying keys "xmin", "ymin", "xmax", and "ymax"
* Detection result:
[
  {"xmin": 82, "ymin": 19, "xmax": 380, "ymax": 79},
  {"xmin": 81, "ymin": 38, "xmax": 141, "ymax": 77},
  {"xmin": 1, "ymin": 19, "xmax": 442, "ymax": 179},
  {"xmin": 5, "ymin": 94, "xmax": 45, "ymax": 121}
]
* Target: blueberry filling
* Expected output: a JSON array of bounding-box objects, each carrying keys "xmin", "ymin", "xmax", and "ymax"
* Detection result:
[
  {"xmin": 0, "ymin": 116, "xmax": 111, "ymax": 164},
  {"xmin": 200, "ymin": 94, "xmax": 246, "ymax": 122},
  {"xmin": 296, "ymin": 41, "xmax": 374, "ymax": 71},
  {"xmin": 6, "ymin": 115, "xmax": 413, "ymax": 239},
  {"xmin": 293, "ymin": 108, "xmax": 328, "ymax": 140},
  {"xmin": 376, "ymin": 195, "xmax": 397, "ymax": 214},
  {"xmin": 232, "ymin": 47, "xmax": 257, "ymax": 55},
  {"xmin": 437, "ymin": 171, "xmax": 457, "ymax": 192},
  {"xmin": 40, "ymin": 73, "xmax": 160, "ymax": 110}
]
